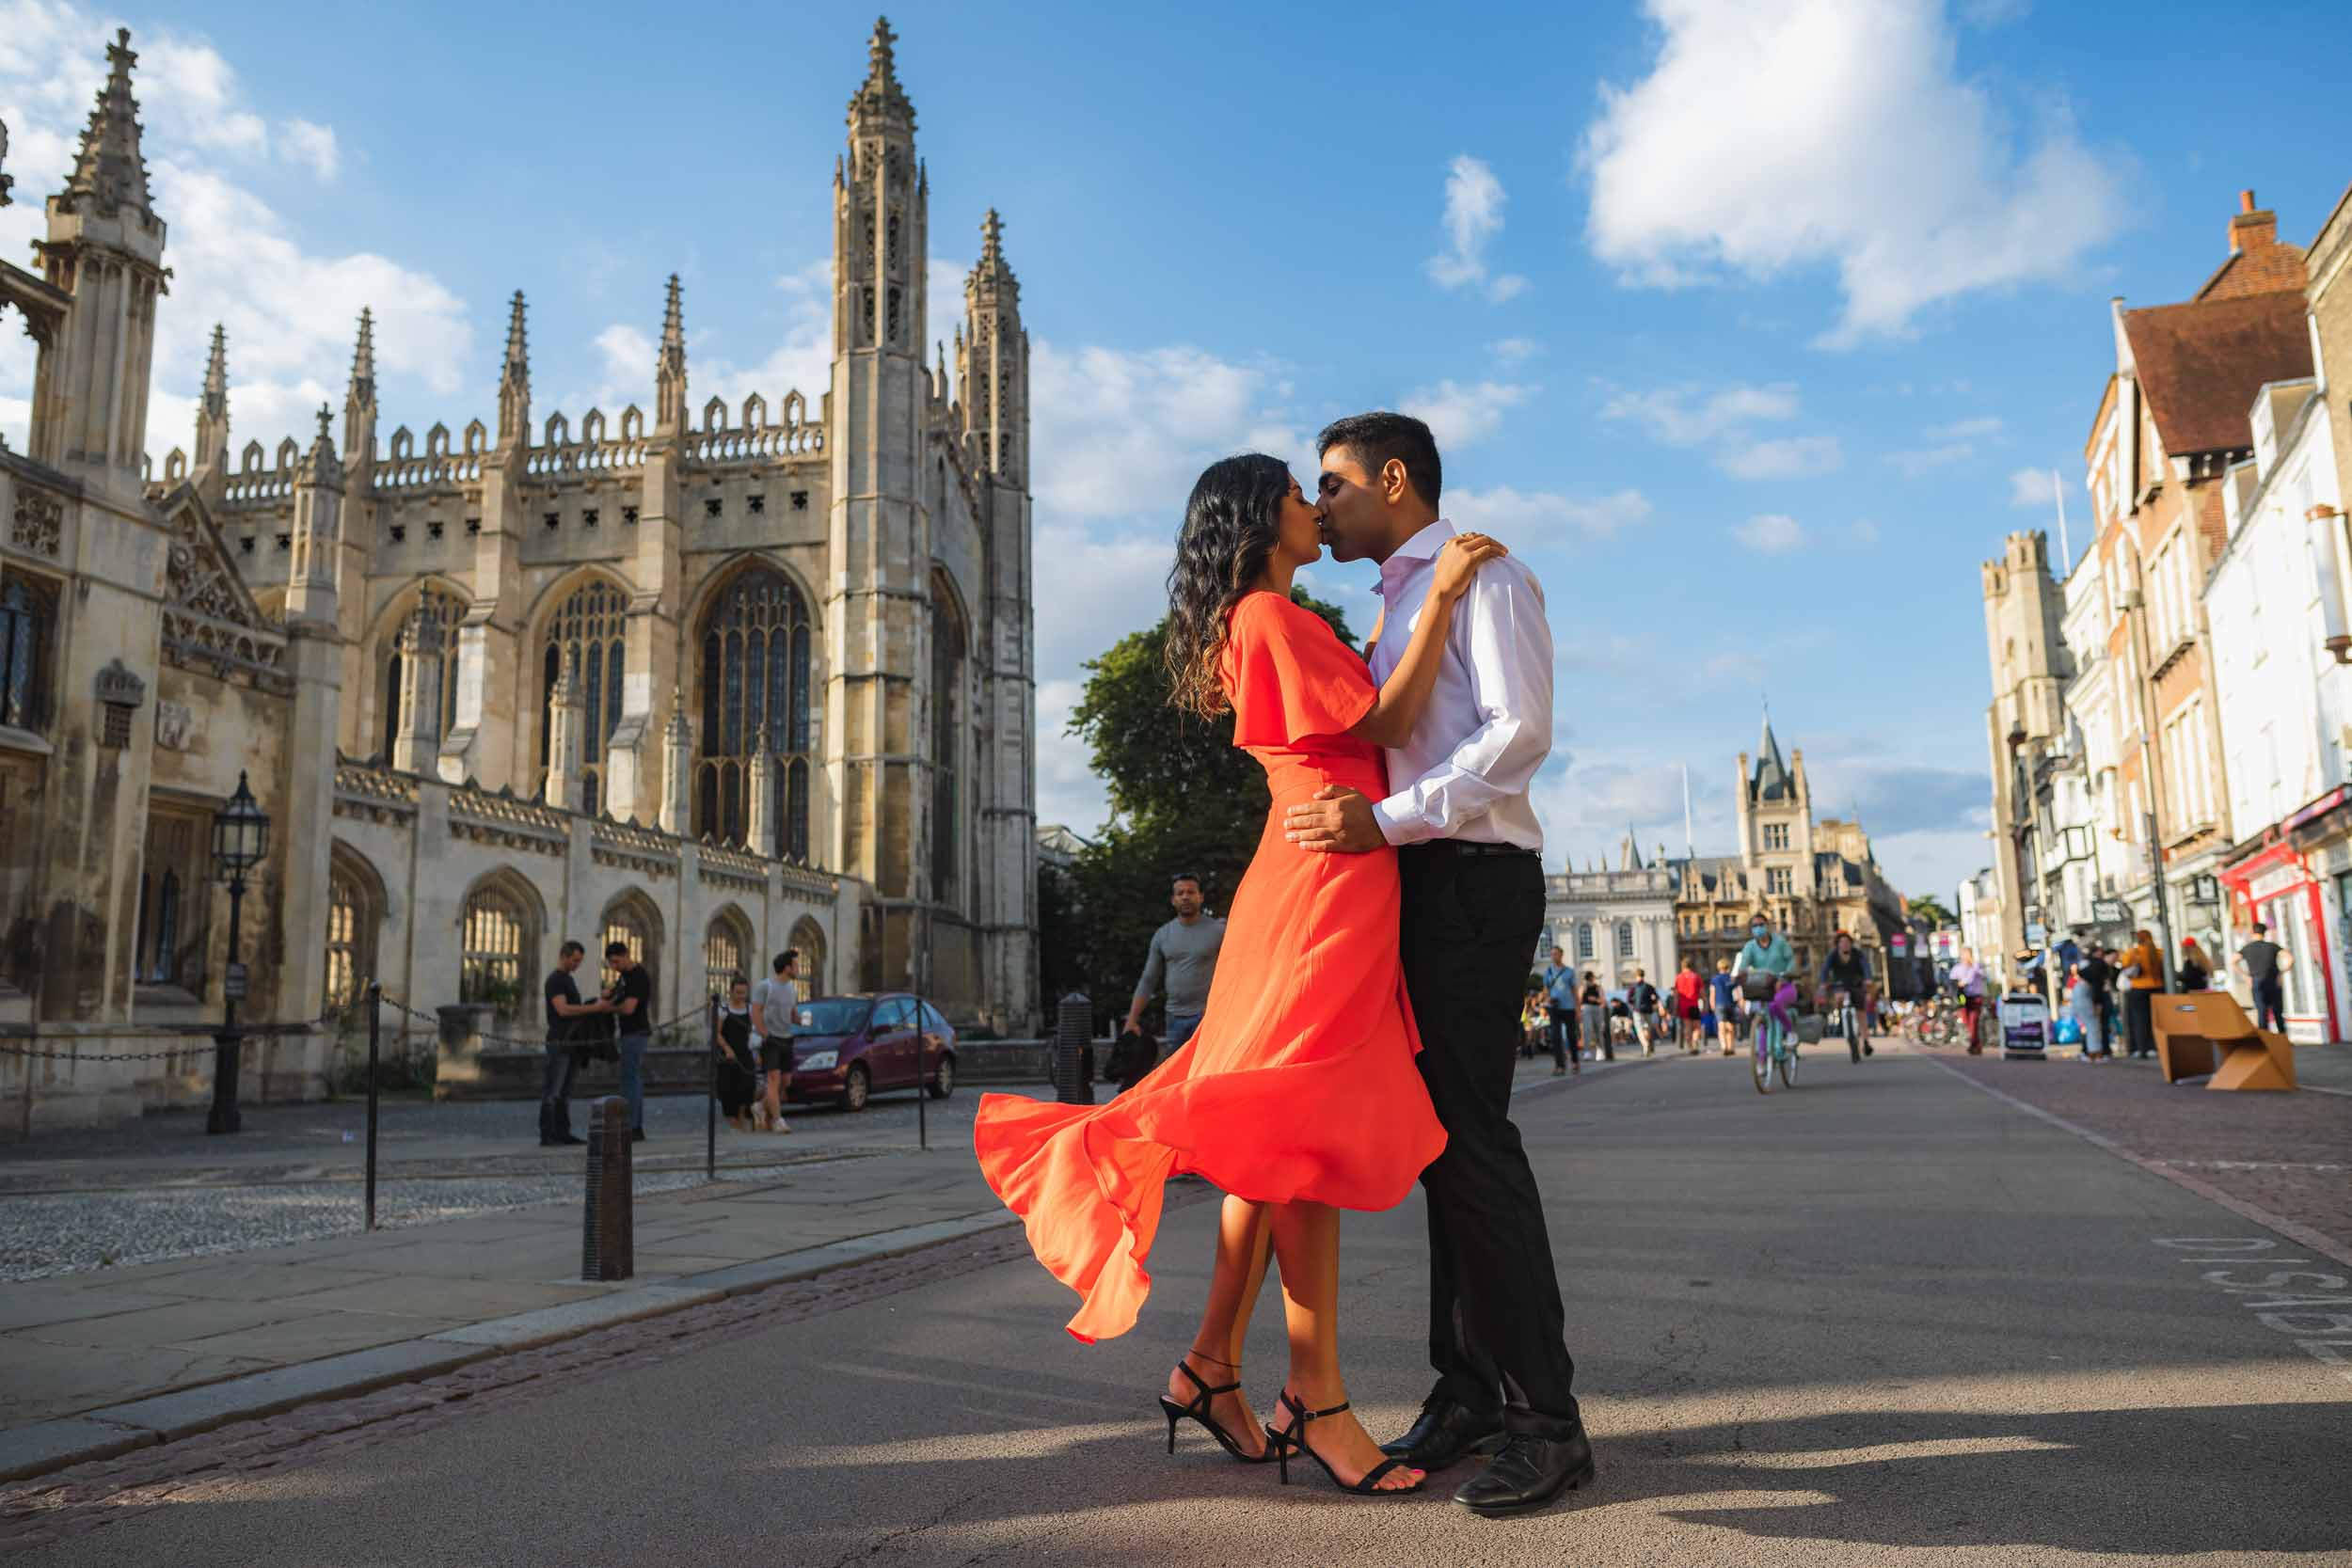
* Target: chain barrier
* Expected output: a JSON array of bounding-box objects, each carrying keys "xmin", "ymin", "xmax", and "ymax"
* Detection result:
[
  {"xmin": 374, "ymin": 995, "xmax": 708, "ymax": 1052},
  {"xmin": 0, "ymin": 997, "xmax": 359, "ymax": 1064}
]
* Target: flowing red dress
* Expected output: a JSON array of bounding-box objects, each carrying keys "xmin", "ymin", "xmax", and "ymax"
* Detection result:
[{"xmin": 973, "ymin": 591, "xmax": 1448, "ymax": 1342}]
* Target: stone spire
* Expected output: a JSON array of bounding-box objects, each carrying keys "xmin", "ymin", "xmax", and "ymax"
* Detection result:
[
  {"xmin": 496, "ymin": 290, "xmax": 530, "ymax": 448},
  {"xmin": 193, "ymin": 324, "xmax": 230, "ymax": 473},
  {"xmin": 655, "ymin": 273, "xmax": 688, "ymax": 435},
  {"xmin": 659, "ymin": 685, "xmax": 693, "ymax": 836},
  {"xmin": 849, "ymin": 15, "xmax": 914, "ymax": 126},
  {"xmin": 544, "ymin": 648, "xmax": 586, "ymax": 814},
  {"xmin": 59, "ymin": 28, "xmax": 154, "ymax": 220},
  {"xmin": 343, "ymin": 308, "xmax": 377, "ymax": 470},
  {"xmin": 960, "ymin": 208, "xmax": 1026, "ymax": 482}
]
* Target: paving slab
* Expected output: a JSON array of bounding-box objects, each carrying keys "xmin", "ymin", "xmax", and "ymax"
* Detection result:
[
  {"xmin": 100, "ymin": 1262, "xmax": 392, "ymax": 1304},
  {"xmin": 0, "ymin": 1287, "xmax": 183, "ymax": 1333},
  {"xmin": 421, "ymin": 1284, "xmax": 723, "ymax": 1350},
  {"xmin": 93, "ymin": 1339, "xmax": 487, "ymax": 1440},
  {"xmin": 166, "ymin": 1310, "xmax": 463, "ymax": 1362},
  {"xmin": 279, "ymin": 1275, "xmax": 602, "ymax": 1322},
  {"xmin": 0, "ymin": 1417, "xmax": 153, "ymax": 1484},
  {"xmin": 9, "ymin": 1297, "xmax": 331, "ymax": 1352},
  {"xmin": 0, "ymin": 1339, "xmax": 272, "ymax": 1427}
]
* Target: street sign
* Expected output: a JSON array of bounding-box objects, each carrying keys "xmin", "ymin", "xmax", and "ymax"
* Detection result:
[
  {"xmin": 2091, "ymin": 897, "xmax": 2128, "ymax": 925},
  {"xmin": 223, "ymin": 962, "xmax": 248, "ymax": 1002},
  {"xmin": 2026, "ymin": 921, "xmax": 2047, "ymax": 946},
  {"xmin": 1998, "ymin": 990, "xmax": 2050, "ymax": 1059},
  {"xmin": 2188, "ymin": 874, "xmax": 2220, "ymax": 905}
]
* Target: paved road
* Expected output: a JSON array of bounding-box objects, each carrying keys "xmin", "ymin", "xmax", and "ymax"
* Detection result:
[{"xmin": 18, "ymin": 1044, "xmax": 2348, "ymax": 1565}]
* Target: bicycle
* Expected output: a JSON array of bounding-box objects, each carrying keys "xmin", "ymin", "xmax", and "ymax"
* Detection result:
[
  {"xmin": 1830, "ymin": 986, "xmax": 1862, "ymax": 1064},
  {"xmin": 1744, "ymin": 974, "xmax": 1798, "ymax": 1094}
]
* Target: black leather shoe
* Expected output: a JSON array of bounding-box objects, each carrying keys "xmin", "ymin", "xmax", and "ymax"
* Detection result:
[
  {"xmin": 1453, "ymin": 1428, "xmax": 1596, "ymax": 1517},
  {"xmin": 1379, "ymin": 1397, "xmax": 1504, "ymax": 1472}
]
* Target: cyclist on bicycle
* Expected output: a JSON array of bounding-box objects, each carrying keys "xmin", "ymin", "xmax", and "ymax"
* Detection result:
[
  {"xmin": 1820, "ymin": 930, "xmax": 1874, "ymax": 1057},
  {"xmin": 1731, "ymin": 914, "xmax": 1798, "ymax": 1042}
]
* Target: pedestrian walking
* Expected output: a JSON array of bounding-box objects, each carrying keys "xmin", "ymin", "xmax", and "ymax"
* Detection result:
[
  {"xmin": 1673, "ymin": 958, "xmax": 1703, "ymax": 1053},
  {"xmin": 1580, "ymin": 973, "xmax": 1611, "ymax": 1062},
  {"xmin": 2233, "ymin": 922, "xmax": 2292, "ymax": 1034},
  {"xmin": 1123, "ymin": 872, "xmax": 1228, "ymax": 1059},
  {"xmin": 603, "ymin": 940, "xmax": 653, "ymax": 1141},
  {"xmin": 2071, "ymin": 946, "xmax": 2114, "ymax": 1061},
  {"xmin": 752, "ymin": 949, "xmax": 800, "ymax": 1134},
  {"xmin": 2178, "ymin": 938, "xmax": 2213, "ymax": 992},
  {"xmin": 716, "ymin": 977, "xmax": 760, "ymax": 1129},
  {"xmin": 2119, "ymin": 928, "xmax": 2162, "ymax": 1059},
  {"xmin": 539, "ymin": 940, "xmax": 612, "ymax": 1146},
  {"xmin": 1627, "ymin": 968, "xmax": 1661, "ymax": 1056},
  {"xmin": 1541, "ymin": 945, "xmax": 1576, "ymax": 1076},
  {"xmin": 1711, "ymin": 958, "xmax": 1738, "ymax": 1055}
]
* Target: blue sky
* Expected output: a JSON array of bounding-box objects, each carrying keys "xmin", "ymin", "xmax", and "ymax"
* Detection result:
[{"xmin": 5, "ymin": 0, "xmax": 2349, "ymax": 902}]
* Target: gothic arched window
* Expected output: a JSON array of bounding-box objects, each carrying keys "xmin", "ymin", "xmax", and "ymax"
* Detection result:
[
  {"xmin": 1616, "ymin": 921, "xmax": 1635, "ymax": 959},
  {"xmin": 704, "ymin": 908, "xmax": 752, "ymax": 995},
  {"xmin": 381, "ymin": 585, "xmax": 463, "ymax": 763},
  {"xmin": 541, "ymin": 578, "xmax": 628, "ymax": 816},
  {"xmin": 460, "ymin": 874, "xmax": 537, "ymax": 1014},
  {"xmin": 601, "ymin": 891, "xmax": 661, "ymax": 1013},
  {"xmin": 692, "ymin": 564, "xmax": 814, "ymax": 856},
  {"xmin": 0, "ymin": 576, "xmax": 57, "ymax": 734},
  {"xmin": 930, "ymin": 575, "xmax": 967, "ymax": 904}
]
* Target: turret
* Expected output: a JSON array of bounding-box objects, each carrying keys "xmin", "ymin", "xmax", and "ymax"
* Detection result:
[
  {"xmin": 286, "ymin": 404, "xmax": 342, "ymax": 629},
  {"xmin": 958, "ymin": 208, "xmax": 1028, "ymax": 484},
  {"xmin": 29, "ymin": 28, "xmax": 167, "ymax": 489},
  {"xmin": 343, "ymin": 307, "xmax": 376, "ymax": 483},
  {"xmin": 834, "ymin": 15, "xmax": 925, "ymax": 357}
]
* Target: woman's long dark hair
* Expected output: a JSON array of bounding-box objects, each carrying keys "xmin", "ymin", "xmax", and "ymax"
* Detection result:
[{"xmin": 1163, "ymin": 453, "xmax": 1291, "ymax": 719}]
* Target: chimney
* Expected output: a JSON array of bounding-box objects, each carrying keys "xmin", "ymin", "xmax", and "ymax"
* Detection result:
[{"xmin": 2230, "ymin": 188, "xmax": 2276, "ymax": 255}]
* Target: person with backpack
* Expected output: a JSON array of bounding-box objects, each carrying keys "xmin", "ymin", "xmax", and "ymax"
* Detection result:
[{"xmin": 1626, "ymin": 969, "xmax": 1661, "ymax": 1056}]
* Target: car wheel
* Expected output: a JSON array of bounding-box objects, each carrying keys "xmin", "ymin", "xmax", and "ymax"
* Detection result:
[
  {"xmin": 928, "ymin": 1054, "xmax": 955, "ymax": 1100},
  {"xmin": 842, "ymin": 1063, "xmax": 870, "ymax": 1113}
]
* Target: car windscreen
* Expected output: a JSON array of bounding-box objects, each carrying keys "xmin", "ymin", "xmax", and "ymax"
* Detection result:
[{"xmin": 796, "ymin": 998, "xmax": 873, "ymax": 1035}]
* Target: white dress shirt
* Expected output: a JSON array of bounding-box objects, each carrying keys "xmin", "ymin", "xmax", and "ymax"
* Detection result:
[{"xmin": 1364, "ymin": 518, "xmax": 1553, "ymax": 849}]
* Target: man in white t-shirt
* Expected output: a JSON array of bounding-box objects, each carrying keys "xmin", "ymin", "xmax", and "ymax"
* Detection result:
[{"xmin": 750, "ymin": 948, "xmax": 801, "ymax": 1133}]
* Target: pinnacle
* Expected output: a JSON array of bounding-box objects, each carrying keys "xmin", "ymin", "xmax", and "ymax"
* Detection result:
[
  {"xmin": 64, "ymin": 27, "xmax": 153, "ymax": 217},
  {"xmin": 979, "ymin": 208, "xmax": 1004, "ymax": 262},
  {"xmin": 867, "ymin": 16, "xmax": 899, "ymax": 87},
  {"xmin": 502, "ymin": 291, "xmax": 529, "ymax": 376},
  {"xmin": 349, "ymin": 308, "xmax": 376, "ymax": 398},
  {"xmin": 311, "ymin": 402, "xmax": 335, "ymax": 451},
  {"xmin": 202, "ymin": 323, "xmax": 228, "ymax": 401}
]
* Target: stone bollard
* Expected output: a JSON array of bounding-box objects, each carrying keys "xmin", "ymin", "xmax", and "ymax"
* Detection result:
[
  {"xmin": 1054, "ymin": 991, "xmax": 1095, "ymax": 1106},
  {"xmin": 581, "ymin": 1095, "xmax": 633, "ymax": 1281}
]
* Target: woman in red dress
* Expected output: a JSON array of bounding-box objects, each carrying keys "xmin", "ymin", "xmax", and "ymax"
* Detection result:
[{"xmin": 974, "ymin": 453, "xmax": 1503, "ymax": 1495}]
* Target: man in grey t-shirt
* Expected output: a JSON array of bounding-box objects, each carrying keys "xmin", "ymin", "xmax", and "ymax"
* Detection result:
[
  {"xmin": 2233, "ymin": 922, "xmax": 2291, "ymax": 1034},
  {"xmin": 1124, "ymin": 872, "xmax": 1226, "ymax": 1057}
]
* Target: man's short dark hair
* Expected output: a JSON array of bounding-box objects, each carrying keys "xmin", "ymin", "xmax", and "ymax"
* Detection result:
[
  {"xmin": 773, "ymin": 949, "xmax": 799, "ymax": 974},
  {"xmin": 605, "ymin": 941, "xmax": 630, "ymax": 959},
  {"xmin": 1316, "ymin": 411, "xmax": 1442, "ymax": 508},
  {"xmin": 1170, "ymin": 872, "xmax": 1203, "ymax": 892},
  {"xmin": 559, "ymin": 940, "xmax": 585, "ymax": 959}
]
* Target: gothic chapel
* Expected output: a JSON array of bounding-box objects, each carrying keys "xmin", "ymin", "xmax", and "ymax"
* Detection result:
[{"xmin": 0, "ymin": 22, "xmax": 1040, "ymax": 1132}]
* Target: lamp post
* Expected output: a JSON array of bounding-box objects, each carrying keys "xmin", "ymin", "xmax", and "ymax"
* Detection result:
[{"xmin": 207, "ymin": 769, "xmax": 271, "ymax": 1135}]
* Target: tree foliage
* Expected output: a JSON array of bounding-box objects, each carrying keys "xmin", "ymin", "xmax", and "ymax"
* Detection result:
[
  {"xmin": 1039, "ymin": 590, "xmax": 1356, "ymax": 1029},
  {"xmin": 1906, "ymin": 894, "xmax": 1956, "ymax": 928}
]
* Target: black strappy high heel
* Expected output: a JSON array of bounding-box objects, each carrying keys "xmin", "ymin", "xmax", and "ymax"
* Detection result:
[
  {"xmin": 1263, "ymin": 1390, "xmax": 1424, "ymax": 1495},
  {"xmin": 1157, "ymin": 1359, "xmax": 1274, "ymax": 1464}
]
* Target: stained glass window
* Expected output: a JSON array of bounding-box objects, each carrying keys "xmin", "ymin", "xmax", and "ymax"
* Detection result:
[
  {"xmin": 0, "ymin": 577, "xmax": 56, "ymax": 733},
  {"xmin": 541, "ymin": 579, "xmax": 629, "ymax": 816},
  {"xmin": 692, "ymin": 566, "xmax": 814, "ymax": 854},
  {"xmin": 381, "ymin": 586, "xmax": 463, "ymax": 763}
]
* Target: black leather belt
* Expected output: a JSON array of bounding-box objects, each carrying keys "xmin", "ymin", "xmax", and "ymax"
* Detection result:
[{"xmin": 1416, "ymin": 840, "xmax": 1539, "ymax": 858}]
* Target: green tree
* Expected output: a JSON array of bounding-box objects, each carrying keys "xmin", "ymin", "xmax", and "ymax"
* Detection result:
[
  {"xmin": 1048, "ymin": 591, "xmax": 1355, "ymax": 1029},
  {"xmin": 1907, "ymin": 894, "xmax": 1955, "ymax": 928}
]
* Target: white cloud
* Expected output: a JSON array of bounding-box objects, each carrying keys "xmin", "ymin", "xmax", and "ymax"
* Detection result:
[
  {"xmin": 1581, "ymin": 0, "xmax": 2134, "ymax": 343},
  {"xmin": 1426, "ymin": 154, "xmax": 1529, "ymax": 305},
  {"xmin": 2008, "ymin": 465, "xmax": 2063, "ymax": 507},
  {"xmin": 1402, "ymin": 378, "xmax": 1535, "ymax": 449},
  {"xmin": 1450, "ymin": 484, "xmax": 1652, "ymax": 543},
  {"xmin": 0, "ymin": 6, "xmax": 470, "ymax": 458},
  {"xmin": 1734, "ymin": 513, "xmax": 1806, "ymax": 553},
  {"xmin": 1719, "ymin": 434, "xmax": 1843, "ymax": 480},
  {"xmin": 1490, "ymin": 336, "xmax": 1544, "ymax": 364},
  {"xmin": 278, "ymin": 117, "xmax": 338, "ymax": 181},
  {"xmin": 1929, "ymin": 414, "xmax": 2004, "ymax": 441}
]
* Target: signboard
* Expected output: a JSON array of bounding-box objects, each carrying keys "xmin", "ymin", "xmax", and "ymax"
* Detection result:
[
  {"xmin": 1891, "ymin": 933, "xmax": 1909, "ymax": 954},
  {"xmin": 224, "ymin": 961, "xmax": 248, "ymax": 1002},
  {"xmin": 2026, "ymin": 921, "xmax": 2048, "ymax": 946},
  {"xmin": 2090, "ymin": 897, "xmax": 2129, "ymax": 925},
  {"xmin": 2187, "ymin": 874, "xmax": 2220, "ymax": 905},
  {"xmin": 1997, "ymin": 990, "xmax": 2050, "ymax": 1059}
]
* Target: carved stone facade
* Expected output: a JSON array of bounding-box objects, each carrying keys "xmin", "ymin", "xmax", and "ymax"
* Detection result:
[{"xmin": 0, "ymin": 22, "xmax": 1038, "ymax": 1134}]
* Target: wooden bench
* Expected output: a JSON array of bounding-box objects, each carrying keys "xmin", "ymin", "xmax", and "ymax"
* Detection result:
[{"xmin": 2150, "ymin": 992, "xmax": 2296, "ymax": 1091}]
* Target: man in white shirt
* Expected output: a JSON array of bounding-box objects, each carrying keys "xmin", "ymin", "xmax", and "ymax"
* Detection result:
[{"xmin": 1283, "ymin": 411, "xmax": 1590, "ymax": 1517}]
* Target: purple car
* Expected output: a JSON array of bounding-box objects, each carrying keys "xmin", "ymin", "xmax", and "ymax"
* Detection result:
[{"xmin": 784, "ymin": 991, "xmax": 957, "ymax": 1112}]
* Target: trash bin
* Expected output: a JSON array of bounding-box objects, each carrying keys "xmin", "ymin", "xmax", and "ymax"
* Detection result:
[{"xmin": 1054, "ymin": 991, "xmax": 1096, "ymax": 1106}]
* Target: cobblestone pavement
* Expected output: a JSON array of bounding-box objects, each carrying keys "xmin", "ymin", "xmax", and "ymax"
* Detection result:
[{"xmin": 1926, "ymin": 1046, "xmax": 2352, "ymax": 1256}]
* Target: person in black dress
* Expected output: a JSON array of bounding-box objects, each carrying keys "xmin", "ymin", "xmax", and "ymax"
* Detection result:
[{"xmin": 716, "ymin": 976, "xmax": 759, "ymax": 1129}]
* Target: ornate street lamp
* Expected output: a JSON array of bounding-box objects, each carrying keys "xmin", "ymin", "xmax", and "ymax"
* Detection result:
[{"xmin": 207, "ymin": 770, "xmax": 270, "ymax": 1134}]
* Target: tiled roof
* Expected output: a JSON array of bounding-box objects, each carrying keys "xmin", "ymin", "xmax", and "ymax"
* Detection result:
[{"xmin": 2124, "ymin": 291, "xmax": 2313, "ymax": 457}]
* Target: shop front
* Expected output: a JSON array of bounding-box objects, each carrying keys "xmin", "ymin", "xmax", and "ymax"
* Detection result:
[{"xmin": 2220, "ymin": 818, "xmax": 2344, "ymax": 1043}]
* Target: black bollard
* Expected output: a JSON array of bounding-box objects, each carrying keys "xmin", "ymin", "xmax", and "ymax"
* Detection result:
[
  {"xmin": 1055, "ymin": 991, "xmax": 1095, "ymax": 1106},
  {"xmin": 582, "ymin": 1095, "xmax": 634, "ymax": 1281},
  {"xmin": 364, "ymin": 984, "xmax": 382, "ymax": 1231}
]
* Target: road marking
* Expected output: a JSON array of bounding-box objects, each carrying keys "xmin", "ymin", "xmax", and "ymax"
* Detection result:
[
  {"xmin": 1917, "ymin": 1053, "xmax": 2352, "ymax": 1273},
  {"xmin": 2153, "ymin": 1237, "xmax": 2352, "ymax": 1386}
]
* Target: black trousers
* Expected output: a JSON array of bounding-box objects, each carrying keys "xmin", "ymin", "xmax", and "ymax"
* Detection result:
[
  {"xmin": 1399, "ymin": 844, "xmax": 1581, "ymax": 1437},
  {"xmin": 1545, "ymin": 1006, "xmax": 1572, "ymax": 1069},
  {"xmin": 538, "ymin": 1043, "xmax": 578, "ymax": 1139},
  {"xmin": 2125, "ymin": 989, "xmax": 2156, "ymax": 1057},
  {"xmin": 2252, "ymin": 979, "xmax": 2286, "ymax": 1034}
]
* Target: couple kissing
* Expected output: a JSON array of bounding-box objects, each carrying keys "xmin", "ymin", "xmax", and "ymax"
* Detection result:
[{"xmin": 974, "ymin": 411, "xmax": 1592, "ymax": 1516}]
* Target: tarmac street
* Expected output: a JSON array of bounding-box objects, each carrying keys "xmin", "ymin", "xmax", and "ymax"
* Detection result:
[{"xmin": 8, "ymin": 1044, "xmax": 2349, "ymax": 1566}]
